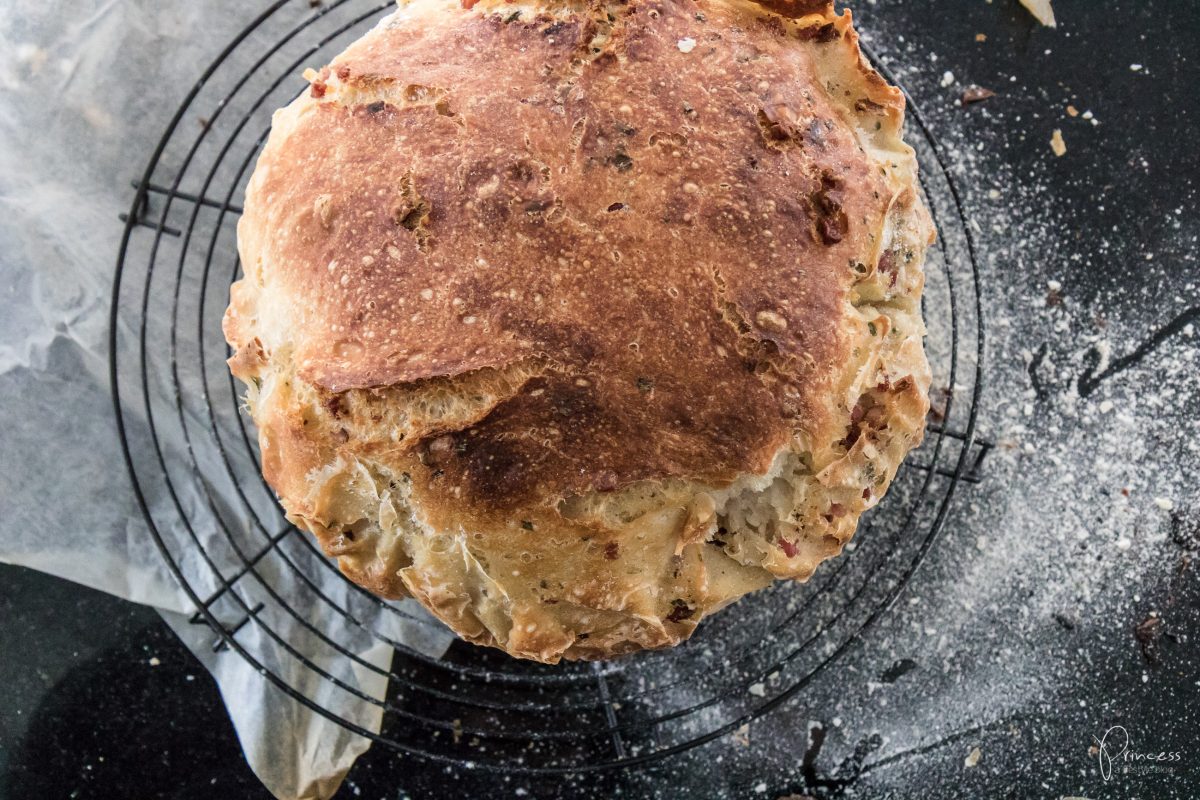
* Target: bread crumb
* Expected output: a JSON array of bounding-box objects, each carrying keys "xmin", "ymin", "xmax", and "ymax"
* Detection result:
[
  {"xmin": 964, "ymin": 746, "xmax": 982, "ymax": 768},
  {"xmin": 1050, "ymin": 129, "xmax": 1066, "ymax": 157},
  {"xmin": 975, "ymin": 33, "xmax": 987, "ymax": 42},
  {"xmin": 1066, "ymin": 105, "xmax": 1079, "ymax": 117},
  {"xmin": 148, "ymin": 657, "xmax": 161, "ymax": 667},
  {"xmin": 733, "ymin": 724, "xmax": 750, "ymax": 746},
  {"xmin": 1154, "ymin": 497, "xmax": 1174, "ymax": 511},
  {"xmin": 82, "ymin": 105, "xmax": 115, "ymax": 131},
  {"xmin": 677, "ymin": 38, "xmax": 696, "ymax": 53},
  {"xmin": 961, "ymin": 86, "xmax": 995, "ymax": 105},
  {"xmin": 1019, "ymin": 0, "xmax": 1056, "ymax": 27}
]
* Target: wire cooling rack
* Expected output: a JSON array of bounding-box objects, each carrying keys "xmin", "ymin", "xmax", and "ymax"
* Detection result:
[{"xmin": 109, "ymin": 0, "xmax": 989, "ymax": 775}]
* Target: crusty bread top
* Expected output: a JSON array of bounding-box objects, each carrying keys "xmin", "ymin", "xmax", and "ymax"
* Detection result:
[
  {"xmin": 233, "ymin": 0, "xmax": 905, "ymax": 511},
  {"xmin": 226, "ymin": 0, "xmax": 932, "ymax": 661}
]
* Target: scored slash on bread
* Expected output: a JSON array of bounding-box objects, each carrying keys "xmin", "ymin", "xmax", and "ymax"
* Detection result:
[{"xmin": 224, "ymin": 0, "xmax": 932, "ymax": 662}]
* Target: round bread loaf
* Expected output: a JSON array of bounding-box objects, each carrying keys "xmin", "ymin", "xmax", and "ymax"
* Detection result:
[{"xmin": 225, "ymin": 0, "xmax": 933, "ymax": 662}]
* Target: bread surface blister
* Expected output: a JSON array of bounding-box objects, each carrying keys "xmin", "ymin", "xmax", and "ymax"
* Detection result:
[{"xmin": 224, "ymin": 0, "xmax": 933, "ymax": 662}]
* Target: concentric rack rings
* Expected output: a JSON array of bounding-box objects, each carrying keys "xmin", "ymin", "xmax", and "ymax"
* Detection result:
[{"xmin": 110, "ymin": 0, "xmax": 987, "ymax": 775}]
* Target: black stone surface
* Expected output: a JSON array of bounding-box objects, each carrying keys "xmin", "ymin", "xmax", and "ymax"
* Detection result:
[{"xmin": 2, "ymin": 1, "xmax": 1198, "ymax": 798}]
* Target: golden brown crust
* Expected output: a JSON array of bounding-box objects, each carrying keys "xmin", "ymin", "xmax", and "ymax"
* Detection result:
[{"xmin": 225, "ymin": 0, "xmax": 932, "ymax": 662}]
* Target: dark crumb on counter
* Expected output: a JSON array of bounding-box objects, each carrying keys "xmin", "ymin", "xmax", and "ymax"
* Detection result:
[
  {"xmin": 1053, "ymin": 611, "xmax": 1077, "ymax": 630},
  {"xmin": 879, "ymin": 658, "xmax": 917, "ymax": 683},
  {"xmin": 961, "ymin": 86, "xmax": 995, "ymax": 105},
  {"xmin": 1134, "ymin": 614, "xmax": 1164, "ymax": 664}
]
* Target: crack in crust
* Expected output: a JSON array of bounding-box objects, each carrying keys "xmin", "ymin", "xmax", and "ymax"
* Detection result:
[{"xmin": 393, "ymin": 171, "xmax": 432, "ymax": 251}]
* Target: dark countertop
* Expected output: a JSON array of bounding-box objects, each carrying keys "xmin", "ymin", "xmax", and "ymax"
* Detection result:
[
  {"xmin": 3, "ymin": 558, "xmax": 1198, "ymax": 799},
  {"xmin": 2, "ymin": 1, "xmax": 1198, "ymax": 798}
]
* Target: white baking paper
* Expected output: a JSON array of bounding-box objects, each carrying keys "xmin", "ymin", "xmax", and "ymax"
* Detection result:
[{"xmin": 0, "ymin": 2, "xmax": 453, "ymax": 798}]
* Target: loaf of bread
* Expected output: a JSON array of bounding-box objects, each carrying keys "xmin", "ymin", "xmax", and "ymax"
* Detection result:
[{"xmin": 224, "ymin": 0, "xmax": 932, "ymax": 662}]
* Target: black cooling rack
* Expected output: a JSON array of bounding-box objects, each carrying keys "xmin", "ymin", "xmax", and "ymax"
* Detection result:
[{"xmin": 108, "ymin": 0, "xmax": 988, "ymax": 775}]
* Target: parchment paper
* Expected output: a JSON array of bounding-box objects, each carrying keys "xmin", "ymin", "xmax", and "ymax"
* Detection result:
[{"xmin": 0, "ymin": 3, "xmax": 453, "ymax": 797}]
